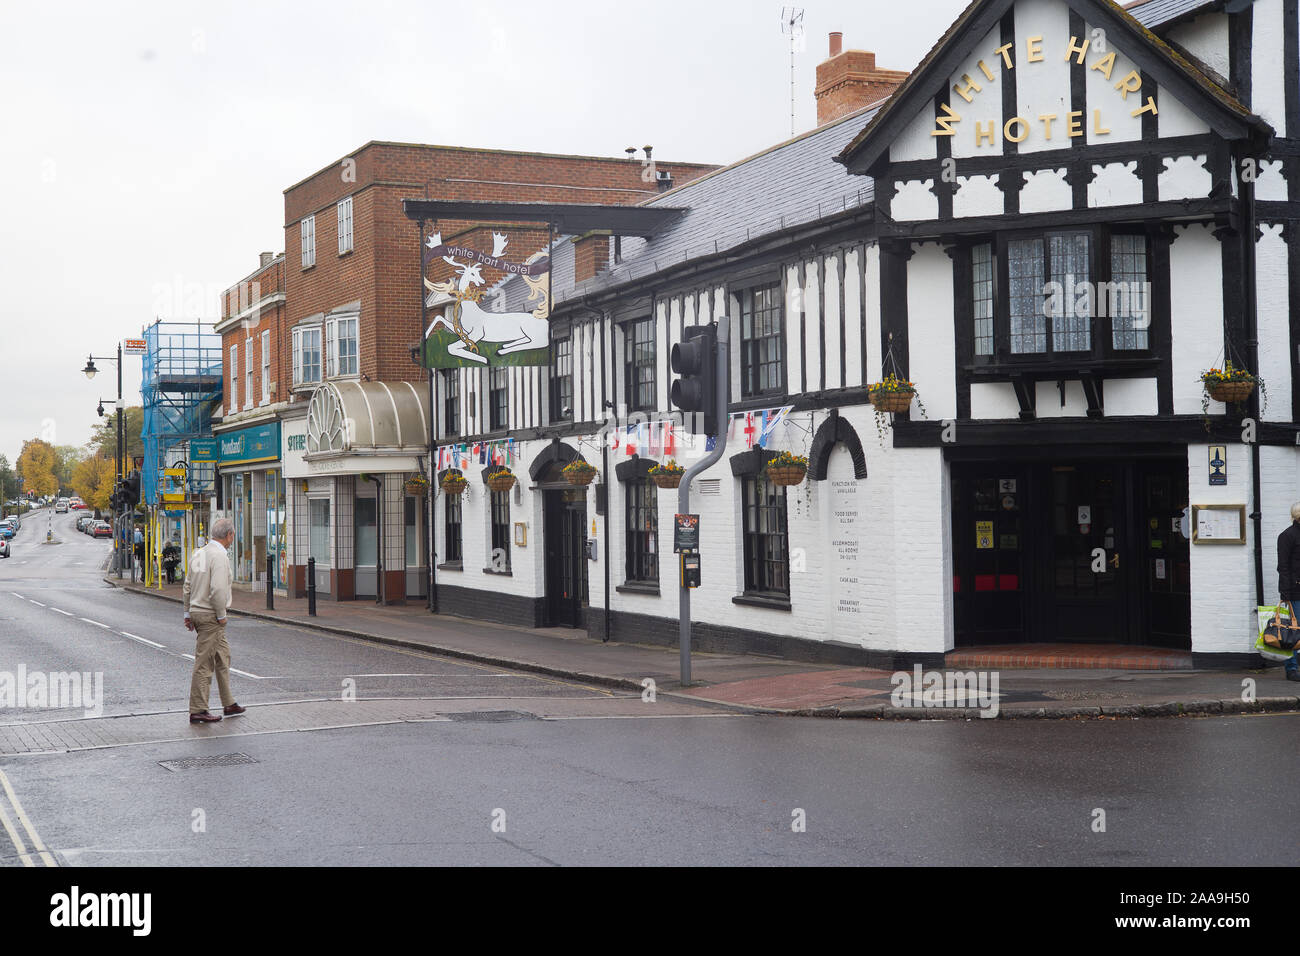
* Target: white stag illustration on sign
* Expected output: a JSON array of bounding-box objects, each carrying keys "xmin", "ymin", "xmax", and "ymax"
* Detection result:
[{"xmin": 423, "ymin": 231, "xmax": 550, "ymax": 366}]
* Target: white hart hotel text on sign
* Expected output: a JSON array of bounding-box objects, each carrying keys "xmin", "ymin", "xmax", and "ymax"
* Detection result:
[{"xmin": 932, "ymin": 34, "xmax": 1159, "ymax": 148}]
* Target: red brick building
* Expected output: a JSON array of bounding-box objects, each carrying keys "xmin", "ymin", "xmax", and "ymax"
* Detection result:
[{"xmin": 214, "ymin": 141, "xmax": 716, "ymax": 600}]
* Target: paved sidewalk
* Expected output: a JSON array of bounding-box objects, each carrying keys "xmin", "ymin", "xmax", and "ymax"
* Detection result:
[{"xmin": 105, "ymin": 578, "xmax": 1300, "ymax": 720}]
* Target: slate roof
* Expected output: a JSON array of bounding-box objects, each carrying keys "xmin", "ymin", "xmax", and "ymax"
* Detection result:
[
  {"xmin": 491, "ymin": 106, "xmax": 879, "ymax": 314},
  {"xmin": 1126, "ymin": 0, "xmax": 1220, "ymax": 29}
]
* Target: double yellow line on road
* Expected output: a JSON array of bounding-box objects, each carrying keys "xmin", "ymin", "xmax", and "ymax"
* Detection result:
[{"xmin": 0, "ymin": 770, "xmax": 56, "ymax": 866}]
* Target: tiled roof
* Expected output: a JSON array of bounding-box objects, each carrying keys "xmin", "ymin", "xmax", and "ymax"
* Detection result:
[
  {"xmin": 492, "ymin": 107, "xmax": 879, "ymax": 313},
  {"xmin": 1126, "ymin": 0, "xmax": 1220, "ymax": 29}
]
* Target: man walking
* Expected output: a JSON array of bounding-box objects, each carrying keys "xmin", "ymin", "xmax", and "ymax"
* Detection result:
[
  {"xmin": 1275, "ymin": 503, "xmax": 1300, "ymax": 682},
  {"xmin": 183, "ymin": 517, "xmax": 247, "ymax": 722}
]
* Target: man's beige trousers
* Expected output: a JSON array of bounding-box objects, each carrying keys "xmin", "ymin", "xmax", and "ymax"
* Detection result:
[{"xmin": 188, "ymin": 609, "xmax": 234, "ymax": 714}]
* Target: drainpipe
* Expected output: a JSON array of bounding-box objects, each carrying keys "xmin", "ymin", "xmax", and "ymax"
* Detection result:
[
  {"xmin": 600, "ymin": 309, "xmax": 611, "ymax": 642},
  {"xmin": 1242, "ymin": 154, "xmax": 1264, "ymax": 606}
]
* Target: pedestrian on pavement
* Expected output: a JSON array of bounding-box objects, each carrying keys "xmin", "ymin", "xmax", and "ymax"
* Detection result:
[
  {"xmin": 183, "ymin": 516, "xmax": 247, "ymax": 722},
  {"xmin": 133, "ymin": 525, "xmax": 144, "ymax": 580},
  {"xmin": 1274, "ymin": 502, "xmax": 1300, "ymax": 682},
  {"xmin": 162, "ymin": 538, "xmax": 181, "ymax": 584}
]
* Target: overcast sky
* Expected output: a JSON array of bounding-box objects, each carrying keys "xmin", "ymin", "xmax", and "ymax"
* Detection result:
[{"xmin": 0, "ymin": 0, "xmax": 968, "ymax": 465}]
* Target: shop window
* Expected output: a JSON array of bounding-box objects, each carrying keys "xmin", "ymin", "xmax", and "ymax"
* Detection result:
[
  {"xmin": 444, "ymin": 491, "xmax": 462, "ymax": 565},
  {"xmin": 292, "ymin": 325, "xmax": 322, "ymax": 386},
  {"xmin": 741, "ymin": 474, "xmax": 789, "ymax": 596},
  {"xmin": 489, "ymin": 490, "xmax": 511, "ymax": 571},
  {"xmin": 301, "ymin": 215, "xmax": 316, "ymax": 269},
  {"xmin": 623, "ymin": 317, "xmax": 655, "ymax": 412},
  {"xmin": 489, "ymin": 366, "xmax": 509, "ymax": 431},
  {"xmin": 404, "ymin": 496, "xmax": 421, "ymax": 568},
  {"xmin": 442, "ymin": 369, "xmax": 460, "ymax": 436},
  {"xmin": 739, "ymin": 282, "xmax": 784, "ymax": 398},
  {"xmin": 625, "ymin": 478, "xmax": 658, "ymax": 584}
]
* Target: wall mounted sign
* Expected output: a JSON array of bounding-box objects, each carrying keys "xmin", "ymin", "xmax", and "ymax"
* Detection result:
[
  {"xmin": 1208, "ymin": 445, "xmax": 1228, "ymax": 486},
  {"xmin": 976, "ymin": 520, "xmax": 994, "ymax": 549},
  {"xmin": 218, "ymin": 422, "xmax": 281, "ymax": 467},
  {"xmin": 932, "ymin": 34, "xmax": 1158, "ymax": 149},
  {"xmin": 122, "ymin": 338, "xmax": 147, "ymax": 355},
  {"xmin": 421, "ymin": 229, "xmax": 551, "ymax": 368},
  {"xmin": 1191, "ymin": 504, "xmax": 1246, "ymax": 544},
  {"xmin": 189, "ymin": 439, "xmax": 218, "ymax": 463}
]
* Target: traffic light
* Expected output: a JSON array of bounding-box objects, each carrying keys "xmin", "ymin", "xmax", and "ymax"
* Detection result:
[
  {"xmin": 124, "ymin": 470, "xmax": 141, "ymax": 508},
  {"xmin": 670, "ymin": 324, "xmax": 718, "ymax": 435}
]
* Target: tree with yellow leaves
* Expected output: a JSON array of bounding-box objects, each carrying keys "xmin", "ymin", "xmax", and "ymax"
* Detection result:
[
  {"xmin": 16, "ymin": 438, "xmax": 59, "ymax": 498},
  {"xmin": 71, "ymin": 455, "xmax": 116, "ymax": 512}
]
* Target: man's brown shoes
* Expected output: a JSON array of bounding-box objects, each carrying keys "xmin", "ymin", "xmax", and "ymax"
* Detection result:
[
  {"xmin": 189, "ymin": 711, "xmax": 222, "ymax": 723},
  {"xmin": 223, "ymin": 704, "xmax": 246, "ymax": 716}
]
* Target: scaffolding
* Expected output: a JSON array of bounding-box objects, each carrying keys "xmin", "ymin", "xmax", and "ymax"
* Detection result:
[{"xmin": 139, "ymin": 322, "xmax": 222, "ymax": 582}]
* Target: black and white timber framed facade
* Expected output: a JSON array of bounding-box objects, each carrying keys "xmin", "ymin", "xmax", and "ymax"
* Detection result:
[{"xmin": 414, "ymin": 0, "xmax": 1300, "ymax": 667}]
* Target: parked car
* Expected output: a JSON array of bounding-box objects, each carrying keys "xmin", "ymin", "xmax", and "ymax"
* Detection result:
[
  {"xmin": 55, "ymin": 498, "xmax": 69, "ymax": 513},
  {"xmin": 75, "ymin": 515, "xmax": 94, "ymax": 533},
  {"xmin": 70, "ymin": 498, "xmax": 86, "ymax": 510},
  {"xmin": 0, "ymin": 538, "xmax": 8, "ymax": 558},
  {"xmin": 91, "ymin": 521, "xmax": 112, "ymax": 538},
  {"xmin": 0, "ymin": 521, "xmax": 15, "ymax": 540}
]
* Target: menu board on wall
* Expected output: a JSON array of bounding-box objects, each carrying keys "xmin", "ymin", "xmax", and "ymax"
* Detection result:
[{"xmin": 1191, "ymin": 504, "xmax": 1247, "ymax": 544}]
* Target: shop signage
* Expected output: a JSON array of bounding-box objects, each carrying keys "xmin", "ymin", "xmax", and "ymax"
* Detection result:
[
  {"xmin": 190, "ymin": 439, "xmax": 218, "ymax": 463},
  {"xmin": 1208, "ymin": 445, "xmax": 1227, "ymax": 486},
  {"xmin": 122, "ymin": 338, "xmax": 147, "ymax": 355},
  {"xmin": 218, "ymin": 422, "xmax": 281, "ymax": 466}
]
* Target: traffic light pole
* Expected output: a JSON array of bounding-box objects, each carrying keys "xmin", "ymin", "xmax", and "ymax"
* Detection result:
[
  {"xmin": 677, "ymin": 314, "xmax": 730, "ymax": 687},
  {"xmin": 116, "ymin": 342, "xmax": 124, "ymax": 579}
]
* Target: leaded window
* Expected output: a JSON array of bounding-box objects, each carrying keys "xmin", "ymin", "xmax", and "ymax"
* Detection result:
[
  {"xmin": 624, "ymin": 318, "xmax": 656, "ymax": 412},
  {"xmin": 442, "ymin": 369, "xmax": 460, "ymax": 436},
  {"xmin": 740, "ymin": 282, "xmax": 784, "ymax": 397},
  {"xmin": 1109, "ymin": 234, "xmax": 1150, "ymax": 351},
  {"xmin": 444, "ymin": 491, "xmax": 462, "ymax": 565},
  {"xmin": 972, "ymin": 243, "xmax": 994, "ymax": 356},
  {"xmin": 551, "ymin": 336, "xmax": 573, "ymax": 420},
  {"xmin": 489, "ymin": 366, "xmax": 509, "ymax": 431},
  {"xmin": 490, "ymin": 490, "xmax": 511, "ymax": 571},
  {"xmin": 625, "ymin": 479, "xmax": 658, "ymax": 584},
  {"xmin": 742, "ymin": 475, "xmax": 789, "ymax": 596}
]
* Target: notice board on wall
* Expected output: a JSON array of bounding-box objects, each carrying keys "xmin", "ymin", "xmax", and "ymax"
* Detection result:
[{"xmin": 1191, "ymin": 504, "xmax": 1246, "ymax": 544}]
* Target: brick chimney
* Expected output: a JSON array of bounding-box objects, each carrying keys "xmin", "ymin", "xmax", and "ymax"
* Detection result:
[
  {"xmin": 574, "ymin": 232, "xmax": 611, "ymax": 283},
  {"xmin": 259, "ymin": 251, "xmax": 274, "ymax": 268},
  {"xmin": 814, "ymin": 33, "xmax": 909, "ymax": 127}
]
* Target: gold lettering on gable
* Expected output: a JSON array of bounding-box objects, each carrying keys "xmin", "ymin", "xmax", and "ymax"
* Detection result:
[{"xmin": 927, "ymin": 32, "xmax": 1170, "ymax": 148}]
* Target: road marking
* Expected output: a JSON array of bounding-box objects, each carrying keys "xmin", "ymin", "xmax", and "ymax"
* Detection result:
[
  {"xmin": 79, "ymin": 618, "xmax": 112, "ymax": 629},
  {"xmin": 50, "ymin": 608, "xmax": 73, "ymax": 616},
  {"xmin": 7, "ymin": 592, "xmax": 21, "ymax": 599},
  {"xmin": 0, "ymin": 770, "xmax": 55, "ymax": 867},
  {"xmin": 344, "ymin": 673, "xmax": 514, "ymax": 678},
  {"xmin": 120, "ymin": 632, "xmax": 165, "ymax": 649},
  {"xmin": 0, "ymin": 798, "xmax": 33, "ymax": 866},
  {"xmin": 29, "ymin": 601, "xmax": 45, "ymax": 608},
  {"xmin": 230, "ymin": 668, "xmax": 263, "ymax": 679},
  {"xmin": 181, "ymin": 653, "xmax": 195, "ymax": 660}
]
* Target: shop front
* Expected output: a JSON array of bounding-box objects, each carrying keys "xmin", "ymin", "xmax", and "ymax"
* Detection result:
[{"xmin": 216, "ymin": 419, "xmax": 284, "ymax": 591}]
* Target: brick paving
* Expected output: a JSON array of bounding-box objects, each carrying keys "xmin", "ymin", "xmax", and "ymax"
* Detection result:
[{"xmin": 947, "ymin": 644, "xmax": 1192, "ymax": 670}]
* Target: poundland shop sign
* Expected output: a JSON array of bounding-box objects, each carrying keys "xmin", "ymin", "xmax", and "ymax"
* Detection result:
[{"xmin": 218, "ymin": 422, "xmax": 280, "ymax": 466}]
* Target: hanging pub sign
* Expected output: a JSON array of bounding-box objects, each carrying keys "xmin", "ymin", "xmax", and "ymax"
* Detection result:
[{"xmin": 421, "ymin": 229, "xmax": 552, "ymax": 368}]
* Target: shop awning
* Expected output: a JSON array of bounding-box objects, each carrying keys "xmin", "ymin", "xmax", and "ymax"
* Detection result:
[{"xmin": 305, "ymin": 381, "xmax": 429, "ymax": 469}]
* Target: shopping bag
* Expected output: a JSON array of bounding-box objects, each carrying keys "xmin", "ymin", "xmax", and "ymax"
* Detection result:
[{"xmin": 1256, "ymin": 604, "xmax": 1298, "ymax": 661}]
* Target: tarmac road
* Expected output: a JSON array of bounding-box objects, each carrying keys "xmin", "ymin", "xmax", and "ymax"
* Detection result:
[{"xmin": 0, "ymin": 509, "xmax": 1295, "ymax": 867}]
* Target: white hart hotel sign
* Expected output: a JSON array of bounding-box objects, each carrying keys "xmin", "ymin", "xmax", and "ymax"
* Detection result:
[{"xmin": 932, "ymin": 33, "xmax": 1158, "ymax": 149}]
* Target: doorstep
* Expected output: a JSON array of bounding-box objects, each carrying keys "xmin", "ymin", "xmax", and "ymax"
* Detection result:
[{"xmin": 947, "ymin": 643, "xmax": 1192, "ymax": 671}]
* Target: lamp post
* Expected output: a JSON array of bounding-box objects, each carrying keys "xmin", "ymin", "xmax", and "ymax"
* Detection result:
[{"xmin": 83, "ymin": 345, "xmax": 124, "ymax": 577}]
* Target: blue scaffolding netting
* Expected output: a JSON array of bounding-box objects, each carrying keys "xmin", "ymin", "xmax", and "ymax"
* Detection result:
[{"xmin": 140, "ymin": 320, "xmax": 222, "ymax": 506}]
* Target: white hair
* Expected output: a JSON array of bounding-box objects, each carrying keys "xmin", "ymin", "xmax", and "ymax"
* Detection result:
[
  {"xmin": 211, "ymin": 517, "xmax": 235, "ymax": 540},
  {"xmin": 1290, "ymin": 502, "xmax": 1300, "ymax": 523}
]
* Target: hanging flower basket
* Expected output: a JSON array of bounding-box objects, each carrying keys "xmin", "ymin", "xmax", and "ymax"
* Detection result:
[
  {"xmin": 1202, "ymin": 364, "xmax": 1258, "ymax": 405},
  {"xmin": 404, "ymin": 474, "xmax": 430, "ymax": 497},
  {"xmin": 764, "ymin": 451, "xmax": 809, "ymax": 487},
  {"xmin": 562, "ymin": 459, "xmax": 598, "ymax": 486},
  {"xmin": 869, "ymin": 376, "xmax": 917, "ymax": 414},
  {"xmin": 649, "ymin": 458, "xmax": 685, "ymax": 489},
  {"xmin": 440, "ymin": 472, "xmax": 467, "ymax": 496},
  {"xmin": 486, "ymin": 468, "xmax": 516, "ymax": 493}
]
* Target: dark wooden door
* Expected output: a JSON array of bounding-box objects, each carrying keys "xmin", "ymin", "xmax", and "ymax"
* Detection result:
[
  {"xmin": 544, "ymin": 491, "xmax": 586, "ymax": 628},
  {"xmin": 1046, "ymin": 463, "xmax": 1127, "ymax": 642}
]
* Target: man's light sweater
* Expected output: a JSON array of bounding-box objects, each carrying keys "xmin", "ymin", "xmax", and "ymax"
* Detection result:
[{"xmin": 183, "ymin": 540, "xmax": 233, "ymax": 620}]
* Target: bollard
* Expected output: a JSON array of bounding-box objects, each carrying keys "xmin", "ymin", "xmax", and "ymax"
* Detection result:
[
  {"xmin": 307, "ymin": 557, "xmax": 317, "ymax": 617},
  {"xmin": 266, "ymin": 554, "xmax": 275, "ymax": 610}
]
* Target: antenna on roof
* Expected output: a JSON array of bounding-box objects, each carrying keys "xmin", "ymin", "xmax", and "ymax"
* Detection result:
[{"xmin": 780, "ymin": 6, "xmax": 805, "ymax": 137}]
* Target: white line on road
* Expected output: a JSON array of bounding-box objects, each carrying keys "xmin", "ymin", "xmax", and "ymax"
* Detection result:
[
  {"xmin": 50, "ymin": 608, "xmax": 73, "ymax": 616},
  {"xmin": 29, "ymin": 601, "xmax": 45, "ymax": 608},
  {"xmin": 120, "ymin": 632, "xmax": 165, "ymax": 649},
  {"xmin": 230, "ymin": 668, "xmax": 264, "ymax": 679},
  {"xmin": 79, "ymin": 618, "xmax": 113, "ymax": 629},
  {"xmin": 181, "ymin": 653, "xmax": 194, "ymax": 660},
  {"xmin": 8, "ymin": 593, "xmax": 21, "ymax": 599}
]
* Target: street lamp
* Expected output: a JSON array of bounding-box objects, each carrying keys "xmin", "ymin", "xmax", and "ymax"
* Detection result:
[{"xmin": 81, "ymin": 345, "xmax": 124, "ymax": 577}]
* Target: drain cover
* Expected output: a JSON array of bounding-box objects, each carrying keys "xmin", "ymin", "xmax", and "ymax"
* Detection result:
[
  {"xmin": 445, "ymin": 710, "xmax": 537, "ymax": 722},
  {"xmin": 159, "ymin": 753, "xmax": 259, "ymax": 772}
]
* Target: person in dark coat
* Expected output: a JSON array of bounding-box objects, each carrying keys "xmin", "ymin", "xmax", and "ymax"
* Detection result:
[{"xmin": 1274, "ymin": 504, "xmax": 1300, "ymax": 681}]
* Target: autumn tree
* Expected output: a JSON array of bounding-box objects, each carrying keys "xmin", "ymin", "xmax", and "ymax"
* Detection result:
[
  {"xmin": 0, "ymin": 455, "xmax": 15, "ymax": 502},
  {"xmin": 54, "ymin": 445, "xmax": 86, "ymax": 494},
  {"xmin": 87, "ymin": 406, "xmax": 145, "ymax": 463},
  {"xmin": 71, "ymin": 455, "xmax": 115, "ymax": 512},
  {"xmin": 16, "ymin": 438, "xmax": 59, "ymax": 498}
]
